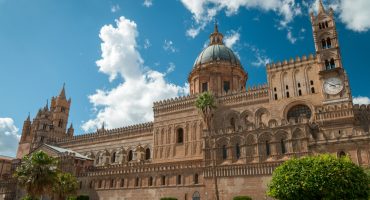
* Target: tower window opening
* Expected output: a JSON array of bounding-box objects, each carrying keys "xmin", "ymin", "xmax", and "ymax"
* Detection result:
[
  {"xmin": 330, "ymin": 58, "xmax": 336, "ymax": 69},
  {"xmin": 222, "ymin": 145, "xmax": 227, "ymax": 160},
  {"xmin": 274, "ymin": 87, "xmax": 277, "ymax": 92},
  {"xmin": 128, "ymin": 150, "xmax": 133, "ymax": 161},
  {"xmin": 274, "ymin": 93, "xmax": 278, "ymax": 100},
  {"xmin": 202, "ymin": 82, "xmax": 208, "ymax": 92},
  {"xmin": 322, "ymin": 39, "xmax": 327, "ymax": 49},
  {"xmin": 325, "ymin": 60, "xmax": 330, "ymax": 70},
  {"xmin": 286, "ymin": 92, "xmax": 290, "ymax": 98},
  {"xmin": 298, "ymin": 90, "xmax": 302, "ymax": 96},
  {"xmin": 148, "ymin": 177, "xmax": 153, "ymax": 186},
  {"xmin": 319, "ymin": 23, "xmax": 322, "ymax": 29},
  {"xmin": 265, "ymin": 141, "xmax": 270, "ymax": 156},
  {"xmin": 111, "ymin": 152, "xmax": 116, "ymax": 163},
  {"xmin": 58, "ymin": 119, "xmax": 63, "ymax": 128},
  {"xmin": 286, "ymin": 85, "xmax": 289, "ymax": 90},
  {"xmin": 311, "ymin": 87, "xmax": 315, "ymax": 94},
  {"xmin": 177, "ymin": 175, "xmax": 182, "ymax": 185},
  {"xmin": 325, "ymin": 21, "xmax": 329, "ymax": 28},
  {"xmin": 223, "ymin": 81, "xmax": 230, "ymax": 93},
  {"xmin": 161, "ymin": 176, "xmax": 166, "ymax": 186},
  {"xmin": 297, "ymin": 83, "xmax": 301, "ymax": 88},
  {"xmin": 310, "ymin": 80, "xmax": 314, "ymax": 85},
  {"xmin": 194, "ymin": 173, "xmax": 199, "ymax": 184},
  {"xmin": 61, "ymin": 107, "xmax": 66, "ymax": 113},
  {"xmin": 327, "ymin": 38, "xmax": 332, "ymax": 48},
  {"xmin": 145, "ymin": 148, "xmax": 151, "ymax": 160},
  {"xmin": 177, "ymin": 128, "xmax": 184, "ymax": 144}
]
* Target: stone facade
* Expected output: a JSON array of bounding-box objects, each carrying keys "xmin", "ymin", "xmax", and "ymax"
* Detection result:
[{"xmin": 2, "ymin": 2, "xmax": 370, "ymax": 200}]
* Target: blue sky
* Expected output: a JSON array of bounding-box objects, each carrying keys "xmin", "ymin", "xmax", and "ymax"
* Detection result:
[{"xmin": 0, "ymin": 0, "xmax": 370, "ymax": 156}]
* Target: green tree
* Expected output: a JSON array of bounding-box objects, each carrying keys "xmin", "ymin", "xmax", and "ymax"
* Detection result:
[
  {"xmin": 53, "ymin": 172, "xmax": 79, "ymax": 200},
  {"xmin": 267, "ymin": 154, "xmax": 369, "ymax": 200},
  {"xmin": 195, "ymin": 92, "xmax": 219, "ymax": 200},
  {"xmin": 14, "ymin": 150, "xmax": 58, "ymax": 199}
]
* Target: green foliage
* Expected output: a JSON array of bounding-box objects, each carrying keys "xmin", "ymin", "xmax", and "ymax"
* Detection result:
[
  {"xmin": 195, "ymin": 91, "xmax": 216, "ymax": 111},
  {"xmin": 160, "ymin": 198, "xmax": 177, "ymax": 200},
  {"xmin": 267, "ymin": 154, "xmax": 370, "ymax": 200},
  {"xmin": 21, "ymin": 196, "xmax": 39, "ymax": 200},
  {"xmin": 233, "ymin": 196, "xmax": 252, "ymax": 200},
  {"xmin": 76, "ymin": 195, "xmax": 89, "ymax": 200},
  {"xmin": 14, "ymin": 150, "xmax": 58, "ymax": 198},
  {"xmin": 53, "ymin": 172, "xmax": 79, "ymax": 200}
]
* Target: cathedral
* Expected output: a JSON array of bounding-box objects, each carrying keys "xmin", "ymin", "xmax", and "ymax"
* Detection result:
[{"xmin": 2, "ymin": 1, "xmax": 370, "ymax": 200}]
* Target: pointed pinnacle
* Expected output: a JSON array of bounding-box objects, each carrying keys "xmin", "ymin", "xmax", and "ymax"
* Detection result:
[{"xmin": 318, "ymin": 0, "xmax": 326, "ymax": 13}]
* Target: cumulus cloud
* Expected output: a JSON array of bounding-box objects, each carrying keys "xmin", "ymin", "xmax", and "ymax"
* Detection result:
[
  {"xmin": 338, "ymin": 0, "xmax": 370, "ymax": 32},
  {"xmin": 248, "ymin": 44, "xmax": 271, "ymax": 67},
  {"xmin": 181, "ymin": 0, "xmax": 302, "ymax": 38},
  {"xmin": 353, "ymin": 96, "xmax": 370, "ymax": 105},
  {"xmin": 82, "ymin": 17, "xmax": 188, "ymax": 131},
  {"xmin": 143, "ymin": 39, "xmax": 151, "ymax": 49},
  {"xmin": 224, "ymin": 30, "xmax": 240, "ymax": 49},
  {"xmin": 0, "ymin": 118, "xmax": 20, "ymax": 157},
  {"xmin": 111, "ymin": 4, "xmax": 120, "ymax": 13},
  {"xmin": 163, "ymin": 40, "xmax": 178, "ymax": 53},
  {"xmin": 143, "ymin": 0, "xmax": 153, "ymax": 7}
]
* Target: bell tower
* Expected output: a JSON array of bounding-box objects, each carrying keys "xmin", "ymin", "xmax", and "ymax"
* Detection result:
[
  {"xmin": 311, "ymin": 0, "xmax": 351, "ymax": 102},
  {"xmin": 51, "ymin": 84, "xmax": 71, "ymax": 133}
]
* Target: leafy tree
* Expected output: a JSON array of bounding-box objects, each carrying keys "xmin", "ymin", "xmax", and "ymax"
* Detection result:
[
  {"xmin": 14, "ymin": 150, "xmax": 58, "ymax": 199},
  {"xmin": 267, "ymin": 154, "xmax": 369, "ymax": 200},
  {"xmin": 195, "ymin": 91, "xmax": 216, "ymax": 130},
  {"xmin": 53, "ymin": 172, "xmax": 79, "ymax": 200},
  {"xmin": 195, "ymin": 91, "xmax": 219, "ymax": 200}
]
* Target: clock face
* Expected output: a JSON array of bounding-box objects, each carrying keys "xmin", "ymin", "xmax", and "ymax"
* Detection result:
[{"xmin": 323, "ymin": 77, "xmax": 344, "ymax": 95}]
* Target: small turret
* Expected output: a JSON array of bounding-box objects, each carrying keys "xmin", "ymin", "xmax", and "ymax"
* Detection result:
[
  {"xmin": 20, "ymin": 114, "xmax": 32, "ymax": 142},
  {"xmin": 318, "ymin": 0, "xmax": 326, "ymax": 14},
  {"xmin": 209, "ymin": 22, "xmax": 224, "ymax": 46},
  {"xmin": 67, "ymin": 123, "xmax": 74, "ymax": 137}
]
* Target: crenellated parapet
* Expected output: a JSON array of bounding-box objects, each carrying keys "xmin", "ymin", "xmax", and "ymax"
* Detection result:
[
  {"xmin": 56, "ymin": 122, "xmax": 153, "ymax": 145},
  {"xmin": 266, "ymin": 54, "xmax": 316, "ymax": 72}
]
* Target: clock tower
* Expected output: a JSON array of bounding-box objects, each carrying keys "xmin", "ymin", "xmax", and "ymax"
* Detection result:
[{"xmin": 310, "ymin": 0, "xmax": 351, "ymax": 103}]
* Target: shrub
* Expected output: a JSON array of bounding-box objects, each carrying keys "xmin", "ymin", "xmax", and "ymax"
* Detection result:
[
  {"xmin": 267, "ymin": 154, "xmax": 369, "ymax": 200},
  {"xmin": 160, "ymin": 198, "xmax": 177, "ymax": 200},
  {"xmin": 233, "ymin": 196, "xmax": 252, "ymax": 200},
  {"xmin": 21, "ymin": 196, "xmax": 39, "ymax": 200},
  {"xmin": 76, "ymin": 195, "xmax": 90, "ymax": 200}
]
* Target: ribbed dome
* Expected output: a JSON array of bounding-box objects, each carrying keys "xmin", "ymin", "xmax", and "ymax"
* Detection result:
[{"xmin": 193, "ymin": 44, "xmax": 241, "ymax": 68}]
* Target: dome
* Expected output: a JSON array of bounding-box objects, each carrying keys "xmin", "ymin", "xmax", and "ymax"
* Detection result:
[{"xmin": 193, "ymin": 44, "xmax": 241, "ymax": 68}]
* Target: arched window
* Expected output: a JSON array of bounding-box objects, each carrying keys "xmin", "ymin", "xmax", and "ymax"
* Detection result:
[
  {"xmin": 222, "ymin": 145, "xmax": 227, "ymax": 160},
  {"xmin": 287, "ymin": 104, "xmax": 312, "ymax": 122},
  {"xmin": 145, "ymin": 148, "xmax": 151, "ymax": 160},
  {"xmin": 330, "ymin": 58, "xmax": 336, "ymax": 69},
  {"xmin": 235, "ymin": 143, "xmax": 241, "ymax": 159},
  {"xmin": 327, "ymin": 37, "xmax": 331, "ymax": 48},
  {"xmin": 325, "ymin": 21, "xmax": 329, "ymax": 28},
  {"xmin": 338, "ymin": 151, "xmax": 346, "ymax": 158},
  {"xmin": 286, "ymin": 92, "xmax": 290, "ymax": 98},
  {"xmin": 192, "ymin": 191, "xmax": 201, "ymax": 200},
  {"xmin": 265, "ymin": 141, "xmax": 270, "ymax": 156},
  {"xmin": 230, "ymin": 117, "xmax": 235, "ymax": 130},
  {"xmin": 110, "ymin": 179, "xmax": 114, "ymax": 188},
  {"xmin": 322, "ymin": 39, "xmax": 326, "ymax": 49},
  {"xmin": 298, "ymin": 89, "xmax": 302, "ymax": 96},
  {"xmin": 311, "ymin": 87, "xmax": 315, "ymax": 93},
  {"xmin": 319, "ymin": 23, "xmax": 322, "ymax": 29},
  {"xmin": 111, "ymin": 152, "xmax": 116, "ymax": 163},
  {"xmin": 161, "ymin": 175, "xmax": 166, "ymax": 186},
  {"xmin": 128, "ymin": 150, "xmax": 133, "ymax": 161},
  {"xmin": 148, "ymin": 177, "xmax": 153, "ymax": 186},
  {"xmin": 177, "ymin": 175, "xmax": 182, "ymax": 185},
  {"xmin": 177, "ymin": 128, "xmax": 184, "ymax": 144},
  {"xmin": 135, "ymin": 177, "xmax": 139, "ymax": 187},
  {"xmin": 58, "ymin": 119, "xmax": 63, "ymax": 128},
  {"xmin": 281, "ymin": 139, "xmax": 286, "ymax": 154},
  {"xmin": 325, "ymin": 60, "xmax": 330, "ymax": 70},
  {"xmin": 194, "ymin": 173, "xmax": 199, "ymax": 184},
  {"xmin": 120, "ymin": 178, "xmax": 124, "ymax": 187},
  {"xmin": 274, "ymin": 93, "xmax": 278, "ymax": 100}
]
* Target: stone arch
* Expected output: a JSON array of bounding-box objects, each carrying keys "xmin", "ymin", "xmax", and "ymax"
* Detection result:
[
  {"xmin": 240, "ymin": 109, "xmax": 254, "ymax": 127},
  {"xmin": 274, "ymin": 130, "xmax": 288, "ymax": 156},
  {"xmin": 216, "ymin": 137, "xmax": 230, "ymax": 161},
  {"xmin": 258, "ymin": 132, "xmax": 272, "ymax": 160},
  {"xmin": 284, "ymin": 101, "xmax": 313, "ymax": 123},
  {"xmin": 230, "ymin": 136, "xmax": 244, "ymax": 161},
  {"xmin": 224, "ymin": 110, "xmax": 240, "ymax": 131},
  {"xmin": 255, "ymin": 107, "xmax": 270, "ymax": 127},
  {"xmin": 268, "ymin": 119, "xmax": 278, "ymax": 128},
  {"xmin": 245, "ymin": 134, "xmax": 257, "ymax": 163}
]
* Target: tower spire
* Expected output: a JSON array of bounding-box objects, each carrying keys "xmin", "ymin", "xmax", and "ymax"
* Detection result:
[
  {"xmin": 26, "ymin": 112, "xmax": 30, "ymax": 121},
  {"xmin": 209, "ymin": 21, "xmax": 223, "ymax": 46},
  {"xmin": 318, "ymin": 0, "xmax": 326, "ymax": 14},
  {"xmin": 58, "ymin": 83, "xmax": 66, "ymax": 99},
  {"xmin": 214, "ymin": 20, "xmax": 219, "ymax": 33}
]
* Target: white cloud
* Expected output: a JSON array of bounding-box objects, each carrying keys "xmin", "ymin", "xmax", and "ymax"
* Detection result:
[
  {"xmin": 167, "ymin": 62, "xmax": 176, "ymax": 73},
  {"xmin": 111, "ymin": 4, "xmax": 120, "ymax": 13},
  {"xmin": 181, "ymin": 0, "xmax": 302, "ymax": 38},
  {"xmin": 286, "ymin": 30, "xmax": 297, "ymax": 44},
  {"xmin": 353, "ymin": 96, "xmax": 370, "ymax": 105},
  {"xmin": 82, "ymin": 17, "xmax": 188, "ymax": 131},
  {"xmin": 163, "ymin": 40, "xmax": 178, "ymax": 53},
  {"xmin": 144, "ymin": 38, "xmax": 151, "ymax": 49},
  {"xmin": 0, "ymin": 118, "xmax": 20, "ymax": 157},
  {"xmin": 143, "ymin": 0, "xmax": 153, "ymax": 7},
  {"xmin": 224, "ymin": 30, "xmax": 240, "ymax": 49},
  {"xmin": 248, "ymin": 44, "xmax": 271, "ymax": 67},
  {"xmin": 338, "ymin": 0, "xmax": 370, "ymax": 32}
]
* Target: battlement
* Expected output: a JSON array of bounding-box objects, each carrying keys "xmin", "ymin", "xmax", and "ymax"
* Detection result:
[
  {"xmin": 266, "ymin": 54, "xmax": 317, "ymax": 72},
  {"xmin": 56, "ymin": 122, "xmax": 153, "ymax": 144},
  {"xmin": 153, "ymin": 85, "xmax": 269, "ymax": 116}
]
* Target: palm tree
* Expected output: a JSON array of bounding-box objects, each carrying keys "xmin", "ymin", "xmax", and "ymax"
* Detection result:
[
  {"xmin": 14, "ymin": 150, "xmax": 58, "ymax": 199},
  {"xmin": 53, "ymin": 172, "xmax": 79, "ymax": 200},
  {"xmin": 195, "ymin": 92, "xmax": 219, "ymax": 200}
]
